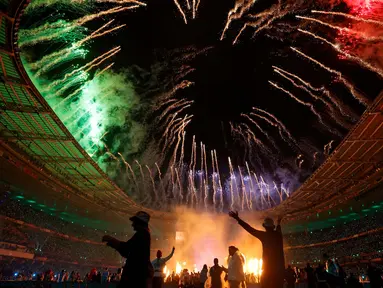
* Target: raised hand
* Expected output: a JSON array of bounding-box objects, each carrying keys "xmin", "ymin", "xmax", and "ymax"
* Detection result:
[{"xmin": 228, "ymin": 211, "xmax": 239, "ymax": 220}]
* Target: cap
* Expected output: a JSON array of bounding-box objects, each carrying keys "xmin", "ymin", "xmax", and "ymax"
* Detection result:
[
  {"xmin": 263, "ymin": 217, "xmax": 275, "ymax": 228},
  {"xmin": 129, "ymin": 211, "xmax": 150, "ymax": 224}
]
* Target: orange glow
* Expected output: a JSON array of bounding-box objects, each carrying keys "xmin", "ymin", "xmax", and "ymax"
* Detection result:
[
  {"xmin": 170, "ymin": 256, "xmax": 262, "ymax": 278},
  {"xmin": 245, "ymin": 258, "xmax": 263, "ymax": 276},
  {"xmin": 163, "ymin": 265, "xmax": 170, "ymax": 280},
  {"xmin": 176, "ymin": 262, "xmax": 182, "ymax": 274}
]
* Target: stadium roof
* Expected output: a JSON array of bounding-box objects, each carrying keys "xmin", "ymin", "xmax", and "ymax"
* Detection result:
[{"xmin": 0, "ymin": 0, "xmax": 382, "ymax": 226}]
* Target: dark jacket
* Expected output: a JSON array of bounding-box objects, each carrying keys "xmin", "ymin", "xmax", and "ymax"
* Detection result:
[
  {"xmin": 209, "ymin": 265, "xmax": 227, "ymax": 288},
  {"xmin": 237, "ymin": 219, "xmax": 285, "ymax": 287},
  {"xmin": 107, "ymin": 228, "xmax": 154, "ymax": 284}
]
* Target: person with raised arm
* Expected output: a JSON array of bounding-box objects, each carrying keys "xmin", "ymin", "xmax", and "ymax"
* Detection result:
[
  {"xmin": 229, "ymin": 211, "xmax": 285, "ymax": 288},
  {"xmin": 152, "ymin": 247, "xmax": 175, "ymax": 288},
  {"xmin": 102, "ymin": 211, "xmax": 153, "ymax": 288},
  {"xmin": 209, "ymin": 258, "xmax": 228, "ymax": 288}
]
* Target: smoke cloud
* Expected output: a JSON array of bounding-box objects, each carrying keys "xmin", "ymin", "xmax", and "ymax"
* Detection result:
[{"xmin": 165, "ymin": 207, "xmax": 264, "ymax": 271}]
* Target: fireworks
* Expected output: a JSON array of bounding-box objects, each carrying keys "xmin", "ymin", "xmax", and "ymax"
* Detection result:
[
  {"xmin": 311, "ymin": 10, "xmax": 383, "ymax": 26},
  {"xmin": 172, "ymin": 0, "xmax": 202, "ymax": 23},
  {"xmin": 271, "ymin": 65, "xmax": 357, "ymax": 123},
  {"xmin": 290, "ymin": 47, "xmax": 370, "ymax": 106},
  {"xmin": 18, "ymin": 0, "xmax": 382, "ymax": 213},
  {"xmin": 296, "ymin": 28, "xmax": 383, "ymax": 78},
  {"xmin": 272, "ymin": 80, "xmax": 339, "ymax": 132},
  {"xmin": 95, "ymin": 148, "xmax": 293, "ymax": 211}
]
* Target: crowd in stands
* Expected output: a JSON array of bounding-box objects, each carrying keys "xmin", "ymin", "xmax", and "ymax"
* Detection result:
[
  {"xmin": 0, "ymin": 197, "xmax": 125, "ymax": 268},
  {"xmin": 285, "ymin": 231, "xmax": 383, "ymax": 265},
  {"xmin": 1, "ymin": 197, "xmax": 125, "ymax": 242},
  {"xmin": 283, "ymin": 212, "xmax": 383, "ymax": 267},
  {"xmin": 284, "ymin": 213, "xmax": 383, "ymax": 248},
  {"xmin": 1, "ymin": 218, "xmax": 122, "ymax": 265}
]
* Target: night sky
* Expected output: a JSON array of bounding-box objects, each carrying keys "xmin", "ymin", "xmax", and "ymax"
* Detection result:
[
  {"xmin": 21, "ymin": 0, "xmax": 383, "ymax": 190},
  {"xmin": 103, "ymin": 0, "xmax": 382, "ymax": 179}
]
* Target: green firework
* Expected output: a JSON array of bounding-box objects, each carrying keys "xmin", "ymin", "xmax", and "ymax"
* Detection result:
[{"xmin": 20, "ymin": 3, "xmax": 148, "ymax": 179}]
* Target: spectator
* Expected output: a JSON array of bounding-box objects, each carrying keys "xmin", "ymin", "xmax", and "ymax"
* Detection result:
[
  {"xmin": 199, "ymin": 264, "xmax": 208, "ymax": 288},
  {"xmin": 102, "ymin": 268, "xmax": 109, "ymax": 283},
  {"xmin": 347, "ymin": 273, "xmax": 363, "ymax": 288},
  {"xmin": 152, "ymin": 247, "xmax": 175, "ymax": 288},
  {"xmin": 227, "ymin": 246, "xmax": 245, "ymax": 288},
  {"xmin": 180, "ymin": 269, "xmax": 191, "ymax": 287},
  {"xmin": 367, "ymin": 263, "xmax": 383, "ymax": 288},
  {"xmin": 305, "ymin": 263, "xmax": 316, "ymax": 288},
  {"xmin": 209, "ymin": 258, "xmax": 227, "ymax": 288},
  {"xmin": 285, "ymin": 265, "xmax": 297, "ymax": 288},
  {"xmin": 229, "ymin": 211, "xmax": 285, "ymax": 288},
  {"xmin": 102, "ymin": 211, "xmax": 153, "ymax": 288}
]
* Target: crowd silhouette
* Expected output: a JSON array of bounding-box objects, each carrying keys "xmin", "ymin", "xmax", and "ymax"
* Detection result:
[{"xmin": 1, "ymin": 206, "xmax": 382, "ymax": 288}]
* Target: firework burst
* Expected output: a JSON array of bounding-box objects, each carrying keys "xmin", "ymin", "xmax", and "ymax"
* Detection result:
[{"xmin": 18, "ymin": 0, "xmax": 383, "ymax": 212}]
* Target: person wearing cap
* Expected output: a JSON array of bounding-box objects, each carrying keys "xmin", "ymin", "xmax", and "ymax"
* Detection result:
[
  {"xmin": 151, "ymin": 247, "xmax": 175, "ymax": 288},
  {"xmin": 102, "ymin": 211, "xmax": 154, "ymax": 288},
  {"xmin": 229, "ymin": 211, "xmax": 285, "ymax": 288}
]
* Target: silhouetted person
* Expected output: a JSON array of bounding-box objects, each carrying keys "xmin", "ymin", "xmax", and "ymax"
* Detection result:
[
  {"xmin": 209, "ymin": 258, "xmax": 227, "ymax": 288},
  {"xmin": 285, "ymin": 265, "xmax": 296, "ymax": 288},
  {"xmin": 102, "ymin": 211, "xmax": 153, "ymax": 288},
  {"xmin": 200, "ymin": 265, "xmax": 208, "ymax": 288},
  {"xmin": 336, "ymin": 260, "xmax": 346, "ymax": 288},
  {"xmin": 229, "ymin": 211, "xmax": 284, "ymax": 288},
  {"xmin": 322, "ymin": 254, "xmax": 342, "ymax": 288},
  {"xmin": 152, "ymin": 247, "xmax": 175, "ymax": 288},
  {"xmin": 368, "ymin": 263, "xmax": 383, "ymax": 288},
  {"xmin": 96, "ymin": 272, "xmax": 102, "ymax": 283},
  {"xmin": 305, "ymin": 263, "xmax": 315, "ymax": 288},
  {"xmin": 347, "ymin": 273, "xmax": 363, "ymax": 288}
]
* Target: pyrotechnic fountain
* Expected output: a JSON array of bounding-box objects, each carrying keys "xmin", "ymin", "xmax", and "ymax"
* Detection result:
[
  {"xmin": 18, "ymin": 0, "xmax": 383, "ymax": 212},
  {"xmin": 157, "ymin": 208, "xmax": 264, "ymax": 282}
]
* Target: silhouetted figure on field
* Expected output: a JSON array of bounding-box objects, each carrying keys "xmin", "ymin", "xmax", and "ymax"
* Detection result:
[
  {"xmin": 229, "ymin": 211, "xmax": 285, "ymax": 288},
  {"xmin": 152, "ymin": 247, "xmax": 175, "ymax": 288},
  {"xmin": 102, "ymin": 211, "xmax": 153, "ymax": 288},
  {"xmin": 285, "ymin": 265, "xmax": 296, "ymax": 288},
  {"xmin": 322, "ymin": 253, "xmax": 345, "ymax": 288},
  {"xmin": 199, "ymin": 264, "xmax": 208, "ymax": 288},
  {"xmin": 305, "ymin": 263, "xmax": 316, "ymax": 288},
  {"xmin": 368, "ymin": 262, "xmax": 383, "ymax": 288},
  {"xmin": 209, "ymin": 258, "xmax": 227, "ymax": 288},
  {"xmin": 347, "ymin": 273, "xmax": 363, "ymax": 288}
]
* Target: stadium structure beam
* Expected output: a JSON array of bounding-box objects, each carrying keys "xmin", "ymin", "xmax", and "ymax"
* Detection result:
[
  {"xmin": 0, "ymin": 48, "xmax": 14, "ymax": 56},
  {"xmin": 0, "ymin": 11, "xmax": 14, "ymax": 22},
  {"xmin": 330, "ymin": 160, "xmax": 380, "ymax": 165},
  {"xmin": 69, "ymin": 176, "xmax": 106, "ymax": 181},
  {"xmin": 1, "ymin": 77, "xmax": 29, "ymax": 86},
  {"xmin": 345, "ymin": 139, "xmax": 383, "ymax": 143},
  {"xmin": 1, "ymin": 102, "xmax": 47, "ymax": 113},
  {"xmin": 37, "ymin": 155, "xmax": 88, "ymax": 164},
  {"xmin": 1, "ymin": 134, "xmax": 73, "ymax": 142}
]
